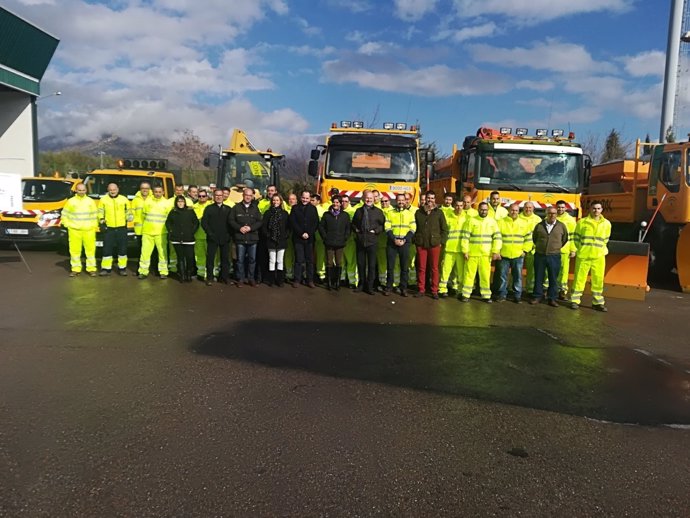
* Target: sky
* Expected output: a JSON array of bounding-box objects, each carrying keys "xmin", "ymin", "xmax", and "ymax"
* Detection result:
[{"xmin": 3, "ymin": 0, "xmax": 674, "ymax": 155}]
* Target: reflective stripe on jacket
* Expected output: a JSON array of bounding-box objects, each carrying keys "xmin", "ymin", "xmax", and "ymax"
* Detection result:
[
  {"xmin": 98, "ymin": 194, "xmax": 132, "ymax": 227},
  {"xmin": 498, "ymin": 216, "xmax": 530, "ymax": 259},
  {"xmin": 461, "ymin": 215, "xmax": 502, "ymax": 256},
  {"xmin": 574, "ymin": 215, "xmax": 611, "ymax": 259},
  {"xmin": 558, "ymin": 213, "xmax": 577, "ymax": 253},
  {"xmin": 142, "ymin": 197, "xmax": 171, "ymax": 235},
  {"xmin": 443, "ymin": 211, "xmax": 468, "ymax": 253},
  {"xmin": 385, "ymin": 207, "xmax": 416, "ymax": 241},
  {"xmin": 62, "ymin": 195, "xmax": 98, "ymax": 231}
]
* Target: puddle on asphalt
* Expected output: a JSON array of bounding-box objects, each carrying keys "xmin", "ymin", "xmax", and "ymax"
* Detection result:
[{"xmin": 192, "ymin": 320, "xmax": 690, "ymax": 426}]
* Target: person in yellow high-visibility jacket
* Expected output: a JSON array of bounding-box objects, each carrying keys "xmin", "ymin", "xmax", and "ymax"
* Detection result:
[
  {"xmin": 570, "ymin": 202, "xmax": 612, "ymax": 312},
  {"xmin": 488, "ymin": 191, "xmax": 509, "ymax": 220},
  {"xmin": 98, "ymin": 182, "xmax": 133, "ymax": 276},
  {"xmin": 462, "ymin": 194, "xmax": 478, "ymax": 218},
  {"xmin": 377, "ymin": 196, "xmax": 393, "ymax": 287},
  {"xmin": 131, "ymin": 181, "xmax": 151, "ymax": 243},
  {"xmin": 193, "ymin": 189, "xmax": 212, "ymax": 280},
  {"xmin": 383, "ymin": 193, "xmax": 416, "ymax": 296},
  {"xmin": 494, "ymin": 204, "xmax": 531, "ymax": 302},
  {"xmin": 138, "ymin": 186, "xmax": 172, "ymax": 279},
  {"xmin": 404, "ymin": 193, "xmax": 418, "ymax": 285},
  {"xmin": 439, "ymin": 198, "xmax": 468, "ymax": 297},
  {"xmin": 520, "ymin": 201, "xmax": 542, "ymax": 294},
  {"xmin": 555, "ymin": 200, "xmax": 577, "ymax": 299},
  {"xmin": 61, "ymin": 183, "xmax": 99, "ymax": 276},
  {"xmin": 313, "ymin": 195, "xmax": 327, "ymax": 283},
  {"xmin": 460, "ymin": 202, "xmax": 502, "ymax": 302},
  {"xmin": 340, "ymin": 194, "xmax": 359, "ymax": 288}
]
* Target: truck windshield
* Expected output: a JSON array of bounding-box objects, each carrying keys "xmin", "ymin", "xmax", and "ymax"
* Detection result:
[
  {"xmin": 476, "ymin": 151, "xmax": 582, "ymax": 192},
  {"xmin": 83, "ymin": 174, "xmax": 164, "ymax": 199},
  {"xmin": 22, "ymin": 180, "xmax": 74, "ymax": 202},
  {"xmin": 325, "ymin": 146, "xmax": 418, "ymax": 182},
  {"xmin": 219, "ymin": 153, "xmax": 271, "ymax": 193}
]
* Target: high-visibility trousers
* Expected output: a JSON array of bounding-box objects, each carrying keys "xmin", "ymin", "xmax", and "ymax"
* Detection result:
[
  {"xmin": 524, "ymin": 251, "xmax": 535, "ymax": 292},
  {"xmin": 195, "ymin": 238, "xmax": 207, "ymax": 278},
  {"xmin": 284, "ymin": 238, "xmax": 295, "ymax": 280},
  {"xmin": 558, "ymin": 251, "xmax": 571, "ymax": 293},
  {"xmin": 315, "ymin": 235, "xmax": 326, "ymax": 279},
  {"xmin": 408, "ymin": 245, "xmax": 417, "ymax": 283},
  {"xmin": 439, "ymin": 251, "xmax": 465, "ymax": 294},
  {"xmin": 101, "ymin": 227, "xmax": 128, "ymax": 270},
  {"xmin": 168, "ymin": 234, "xmax": 178, "ymax": 272},
  {"xmin": 570, "ymin": 256, "xmax": 606, "ymax": 306},
  {"xmin": 139, "ymin": 234, "xmax": 168, "ymax": 276},
  {"xmin": 68, "ymin": 229, "xmax": 97, "ymax": 273},
  {"xmin": 377, "ymin": 235, "xmax": 387, "ymax": 284},
  {"xmin": 462, "ymin": 255, "xmax": 492, "ymax": 300},
  {"xmin": 342, "ymin": 237, "xmax": 358, "ymax": 286}
]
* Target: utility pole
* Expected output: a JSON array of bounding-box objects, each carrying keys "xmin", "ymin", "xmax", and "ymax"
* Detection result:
[{"xmin": 660, "ymin": 0, "xmax": 684, "ymax": 142}]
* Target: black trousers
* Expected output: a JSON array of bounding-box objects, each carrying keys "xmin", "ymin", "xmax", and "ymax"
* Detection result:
[
  {"xmin": 173, "ymin": 243, "xmax": 195, "ymax": 276},
  {"xmin": 206, "ymin": 240, "xmax": 230, "ymax": 281},
  {"xmin": 293, "ymin": 238, "xmax": 314, "ymax": 283},
  {"xmin": 103, "ymin": 226, "xmax": 128, "ymax": 266},
  {"xmin": 356, "ymin": 243, "xmax": 378, "ymax": 291},
  {"xmin": 386, "ymin": 241, "xmax": 410, "ymax": 290}
]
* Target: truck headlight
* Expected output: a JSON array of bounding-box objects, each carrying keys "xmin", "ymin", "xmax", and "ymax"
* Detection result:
[{"xmin": 38, "ymin": 210, "xmax": 62, "ymax": 227}]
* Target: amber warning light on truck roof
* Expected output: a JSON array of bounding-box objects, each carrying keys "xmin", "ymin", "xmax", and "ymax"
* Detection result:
[{"xmin": 118, "ymin": 159, "xmax": 168, "ymax": 170}]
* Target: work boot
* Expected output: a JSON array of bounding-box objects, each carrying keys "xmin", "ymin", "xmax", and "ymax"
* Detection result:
[
  {"xmin": 333, "ymin": 267, "xmax": 342, "ymax": 291},
  {"xmin": 276, "ymin": 270, "xmax": 284, "ymax": 287},
  {"xmin": 69, "ymin": 271, "xmax": 79, "ymax": 277},
  {"xmin": 558, "ymin": 289, "xmax": 567, "ymax": 300},
  {"xmin": 266, "ymin": 271, "xmax": 274, "ymax": 287},
  {"xmin": 118, "ymin": 268, "xmax": 128, "ymax": 276},
  {"xmin": 569, "ymin": 302, "xmax": 579, "ymax": 310},
  {"xmin": 99, "ymin": 269, "xmax": 111, "ymax": 276},
  {"xmin": 593, "ymin": 304, "xmax": 608, "ymax": 312},
  {"xmin": 325, "ymin": 267, "xmax": 333, "ymax": 290}
]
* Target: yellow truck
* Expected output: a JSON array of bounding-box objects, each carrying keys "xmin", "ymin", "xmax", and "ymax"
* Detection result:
[
  {"xmin": 206, "ymin": 129, "xmax": 284, "ymax": 204},
  {"xmin": 308, "ymin": 121, "xmax": 433, "ymax": 205},
  {"xmin": 430, "ymin": 126, "xmax": 588, "ymax": 215},
  {"xmin": 81, "ymin": 159, "xmax": 176, "ymax": 247},
  {"xmin": 0, "ymin": 176, "xmax": 78, "ymax": 246}
]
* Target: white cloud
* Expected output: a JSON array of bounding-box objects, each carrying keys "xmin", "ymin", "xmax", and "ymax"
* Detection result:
[
  {"xmin": 452, "ymin": 0, "xmax": 632, "ymax": 24},
  {"xmin": 322, "ymin": 55, "xmax": 509, "ymax": 96},
  {"xmin": 435, "ymin": 22, "xmax": 497, "ymax": 43},
  {"xmin": 358, "ymin": 41, "xmax": 399, "ymax": 56},
  {"xmin": 326, "ymin": 0, "xmax": 372, "ymax": 13},
  {"xmin": 393, "ymin": 0, "xmax": 438, "ymax": 22},
  {"xmin": 621, "ymin": 50, "xmax": 665, "ymax": 77},
  {"xmin": 469, "ymin": 39, "xmax": 614, "ymax": 74},
  {"xmin": 295, "ymin": 16, "xmax": 322, "ymax": 36},
  {"xmin": 515, "ymin": 80, "xmax": 555, "ymax": 92}
]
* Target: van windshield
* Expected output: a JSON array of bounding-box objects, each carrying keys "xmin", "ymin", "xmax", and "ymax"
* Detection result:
[
  {"xmin": 83, "ymin": 175, "xmax": 164, "ymax": 199},
  {"xmin": 22, "ymin": 180, "xmax": 74, "ymax": 202}
]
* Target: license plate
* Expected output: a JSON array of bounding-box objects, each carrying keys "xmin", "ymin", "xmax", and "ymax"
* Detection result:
[
  {"xmin": 6, "ymin": 228, "xmax": 29, "ymax": 235},
  {"xmin": 95, "ymin": 241, "xmax": 103, "ymax": 247}
]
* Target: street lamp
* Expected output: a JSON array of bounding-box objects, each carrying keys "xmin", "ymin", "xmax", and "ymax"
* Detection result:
[{"xmin": 36, "ymin": 91, "xmax": 62, "ymax": 102}]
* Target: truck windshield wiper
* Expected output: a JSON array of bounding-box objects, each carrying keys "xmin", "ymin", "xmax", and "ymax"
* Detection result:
[
  {"xmin": 494, "ymin": 181, "xmax": 522, "ymax": 191},
  {"xmin": 537, "ymin": 181, "xmax": 570, "ymax": 193}
]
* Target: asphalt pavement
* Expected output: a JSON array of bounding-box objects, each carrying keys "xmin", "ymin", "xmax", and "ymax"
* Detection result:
[{"xmin": 1, "ymin": 250, "xmax": 689, "ymax": 517}]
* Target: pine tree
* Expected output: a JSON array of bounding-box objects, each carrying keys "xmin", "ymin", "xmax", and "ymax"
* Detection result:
[{"xmin": 600, "ymin": 129, "xmax": 627, "ymax": 163}]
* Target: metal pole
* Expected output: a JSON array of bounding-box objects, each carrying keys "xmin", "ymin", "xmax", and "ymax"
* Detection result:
[{"xmin": 660, "ymin": 0, "xmax": 685, "ymax": 142}]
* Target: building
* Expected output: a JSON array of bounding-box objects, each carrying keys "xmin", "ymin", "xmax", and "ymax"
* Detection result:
[{"xmin": 0, "ymin": 6, "xmax": 59, "ymax": 178}]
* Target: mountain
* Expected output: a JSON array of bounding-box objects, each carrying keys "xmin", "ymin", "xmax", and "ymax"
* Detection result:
[{"xmin": 38, "ymin": 134, "xmax": 175, "ymax": 163}]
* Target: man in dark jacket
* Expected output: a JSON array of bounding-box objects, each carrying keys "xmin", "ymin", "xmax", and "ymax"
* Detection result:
[
  {"xmin": 229, "ymin": 188, "xmax": 263, "ymax": 287},
  {"xmin": 201, "ymin": 189, "xmax": 233, "ymax": 286},
  {"xmin": 530, "ymin": 207, "xmax": 569, "ymax": 306},
  {"xmin": 289, "ymin": 190, "xmax": 320, "ymax": 288},
  {"xmin": 351, "ymin": 190, "xmax": 386, "ymax": 295},
  {"xmin": 414, "ymin": 191, "xmax": 448, "ymax": 299}
]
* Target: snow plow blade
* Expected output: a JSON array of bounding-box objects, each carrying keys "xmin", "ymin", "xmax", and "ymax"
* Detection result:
[
  {"xmin": 677, "ymin": 227, "xmax": 690, "ymax": 293},
  {"xmin": 602, "ymin": 240, "xmax": 650, "ymax": 301}
]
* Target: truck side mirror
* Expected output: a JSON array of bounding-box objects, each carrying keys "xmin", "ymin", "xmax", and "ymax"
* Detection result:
[
  {"xmin": 584, "ymin": 155, "xmax": 592, "ymax": 188},
  {"xmin": 310, "ymin": 149, "xmax": 321, "ymax": 161},
  {"xmin": 307, "ymin": 160, "xmax": 318, "ymax": 178},
  {"xmin": 425, "ymin": 150, "xmax": 435, "ymax": 163}
]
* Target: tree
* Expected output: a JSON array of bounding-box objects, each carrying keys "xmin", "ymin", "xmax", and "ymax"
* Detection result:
[
  {"xmin": 665, "ymin": 125, "xmax": 676, "ymax": 143},
  {"xmin": 171, "ymin": 129, "xmax": 213, "ymax": 177},
  {"xmin": 600, "ymin": 129, "xmax": 628, "ymax": 163},
  {"xmin": 38, "ymin": 150, "xmax": 112, "ymax": 176},
  {"xmin": 580, "ymin": 132, "xmax": 603, "ymax": 163},
  {"xmin": 642, "ymin": 134, "xmax": 653, "ymax": 156}
]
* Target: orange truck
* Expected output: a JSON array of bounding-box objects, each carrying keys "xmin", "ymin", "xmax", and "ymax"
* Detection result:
[
  {"xmin": 430, "ymin": 127, "xmax": 588, "ymax": 215},
  {"xmin": 583, "ymin": 139, "xmax": 689, "ymax": 293},
  {"xmin": 0, "ymin": 175, "xmax": 78, "ymax": 246},
  {"xmin": 308, "ymin": 121, "xmax": 434, "ymax": 205}
]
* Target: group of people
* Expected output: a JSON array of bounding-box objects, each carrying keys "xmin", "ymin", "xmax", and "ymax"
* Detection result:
[{"xmin": 61, "ymin": 182, "xmax": 611, "ymax": 311}]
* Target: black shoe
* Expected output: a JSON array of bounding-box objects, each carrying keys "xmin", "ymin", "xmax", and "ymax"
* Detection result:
[
  {"xmin": 138, "ymin": 274, "xmax": 147, "ymax": 280},
  {"xmin": 400, "ymin": 290, "xmax": 409, "ymax": 297},
  {"xmin": 484, "ymin": 298, "xmax": 493, "ymax": 304},
  {"xmin": 99, "ymin": 270, "xmax": 111, "ymax": 276},
  {"xmin": 529, "ymin": 298, "xmax": 541, "ymax": 305},
  {"xmin": 383, "ymin": 289, "xmax": 391, "ymax": 296},
  {"xmin": 118, "ymin": 269, "xmax": 128, "ymax": 277},
  {"xmin": 495, "ymin": 296, "xmax": 506, "ymax": 303},
  {"xmin": 205, "ymin": 279, "xmax": 212, "ymax": 286},
  {"xmin": 593, "ymin": 304, "xmax": 608, "ymax": 312},
  {"xmin": 569, "ymin": 302, "xmax": 579, "ymax": 310},
  {"xmin": 459, "ymin": 296, "xmax": 470, "ymax": 303},
  {"xmin": 432, "ymin": 293, "xmax": 439, "ymax": 300},
  {"xmin": 414, "ymin": 292, "xmax": 425, "ymax": 298},
  {"xmin": 548, "ymin": 300, "xmax": 559, "ymax": 307},
  {"xmin": 439, "ymin": 293, "xmax": 448, "ymax": 298}
]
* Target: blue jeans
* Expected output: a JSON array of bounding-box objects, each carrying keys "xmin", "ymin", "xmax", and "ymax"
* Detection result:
[
  {"xmin": 533, "ymin": 253, "xmax": 561, "ymax": 301},
  {"xmin": 496, "ymin": 256, "xmax": 524, "ymax": 299},
  {"xmin": 235, "ymin": 242, "xmax": 257, "ymax": 281}
]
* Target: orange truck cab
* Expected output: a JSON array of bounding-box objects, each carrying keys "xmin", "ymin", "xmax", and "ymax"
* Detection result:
[{"xmin": 0, "ymin": 176, "xmax": 79, "ymax": 245}]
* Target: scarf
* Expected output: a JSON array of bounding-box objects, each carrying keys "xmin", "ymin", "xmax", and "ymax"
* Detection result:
[{"xmin": 267, "ymin": 206, "xmax": 283, "ymax": 244}]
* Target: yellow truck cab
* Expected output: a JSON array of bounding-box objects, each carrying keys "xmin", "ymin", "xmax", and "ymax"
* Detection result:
[
  {"xmin": 81, "ymin": 159, "xmax": 176, "ymax": 246},
  {"xmin": 0, "ymin": 176, "xmax": 79, "ymax": 245}
]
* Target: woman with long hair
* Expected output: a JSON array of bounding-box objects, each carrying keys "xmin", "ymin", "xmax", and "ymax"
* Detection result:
[
  {"xmin": 261, "ymin": 194, "xmax": 290, "ymax": 286},
  {"xmin": 165, "ymin": 195, "xmax": 199, "ymax": 282}
]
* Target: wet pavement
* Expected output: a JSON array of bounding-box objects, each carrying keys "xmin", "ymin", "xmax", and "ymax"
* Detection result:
[{"xmin": 1, "ymin": 250, "xmax": 689, "ymax": 516}]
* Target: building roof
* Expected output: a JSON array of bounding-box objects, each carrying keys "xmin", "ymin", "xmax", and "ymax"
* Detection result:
[{"xmin": 0, "ymin": 6, "xmax": 59, "ymax": 96}]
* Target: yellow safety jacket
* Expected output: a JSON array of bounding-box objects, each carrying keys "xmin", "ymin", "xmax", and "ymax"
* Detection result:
[
  {"xmin": 132, "ymin": 192, "xmax": 149, "ymax": 236},
  {"xmin": 558, "ymin": 212, "xmax": 577, "ymax": 253},
  {"xmin": 574, "ymin": 215, "xmax": 611, "ymax": 259},
  {"xmin": 193, "ymin": 201, "xmax": 211, "ymax": 239},
  {"xmin": 498, "ymin": 216, "xmax": 530, "ymax": 259},
  {"xmin": 142, "ymin": 196, "xmax": 171, "ymax": 235},
  {"xmin": 385, "ymin": 207, "xmax": 417, "ymax": 240},
  {"xmin": 488, "ymin": 204, "xmax": 508, "ymax": 220},
  {"xmin": 440, "ymin": 205, "xmax": 455, "ymax": 220},
  {"xmin": 61, "ymin": 195, "xmax": 98, "ymax": 231},
  {"xmin": 223, "ymin": 199, "xmax": 235, "ymax": 208},
  {"xmin": 443, "ymin": 211, "xmax": 468, "ymax": 253},
  {"xmin": 98, "ymin": 194, "xmax": 132, "ymax": 228},
  {"xmin": 461, "ymin": 215, "xmax": 502, "ymax": 256},
  {"xmin": 258, "ymin": 198, "xmax": 271, "ymax": 214},
  {"xmin": 520, "ymin": 213, "xmax": 542, "ymax": 253}
]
